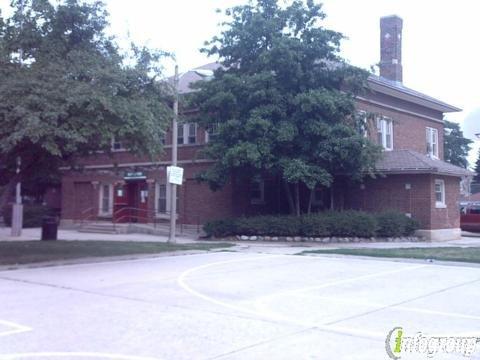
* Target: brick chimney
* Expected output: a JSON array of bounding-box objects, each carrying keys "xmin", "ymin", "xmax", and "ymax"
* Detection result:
[{"xmin": 380, "ymin": 15, "xmax": 403, "ymax": 83}]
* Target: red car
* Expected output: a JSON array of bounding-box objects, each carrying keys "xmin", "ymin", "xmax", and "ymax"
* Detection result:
[{"xmin": 460, "ymin": 202, "xmax": 480, "ymax": 232}]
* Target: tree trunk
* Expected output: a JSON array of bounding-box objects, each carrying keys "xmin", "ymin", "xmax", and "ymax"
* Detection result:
[
  {"xmin": 330, "ymin": 183, "xmax": 334, "ymax": 210},
  {"xmin": 294, "ymin": 182, "xmax": 300, "ymax": 216},
  {"xmin": 283, "ymin": 180, "xmax": 295, "ymax": 215},
  {"xmin": 307, "ymin": 188, "xmax": 315, "ymax": 215}
]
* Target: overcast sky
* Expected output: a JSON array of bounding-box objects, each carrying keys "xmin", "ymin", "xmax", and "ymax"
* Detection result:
[{"xmin": 2, "ymin": 0, "xmax": 479, "ymax": 165}]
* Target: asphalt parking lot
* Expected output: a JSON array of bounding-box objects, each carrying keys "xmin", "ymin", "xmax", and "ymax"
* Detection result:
[{"xmin": 1, "ymin": 251, "xmax": 480, "ymax": 360}]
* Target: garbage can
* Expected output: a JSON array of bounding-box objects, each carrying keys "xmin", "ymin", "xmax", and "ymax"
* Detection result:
[{"xmin": 41, "ymin": 216, "xmax": 58, "ymax": 241}]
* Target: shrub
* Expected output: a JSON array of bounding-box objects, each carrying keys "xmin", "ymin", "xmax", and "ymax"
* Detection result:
[
  {"xmin": 204, "ymin": 210, "xmax": 419, "ymax": 239},
  {"xmin": 203, "ymin": 218, "xmax": 237, "ymax": 238},
  {"xmin": 3, "ymin": 204, "xmax": 57, "ymax": 228},
  {"xmin": 300, "ymin": 215, "xmax": 331, "ymax": 237},
  {"xmin": 326, "ymin": 211, "xmax": 378, "ymax": 238},
  {"xmin": 375, "ymin": 211, "xmax": 419, "ymax": 237}
]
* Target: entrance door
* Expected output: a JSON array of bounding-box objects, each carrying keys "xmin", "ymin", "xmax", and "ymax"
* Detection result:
[{"xmin": 126, "ymin": 181, "xmax": 149, "ymax": 223}]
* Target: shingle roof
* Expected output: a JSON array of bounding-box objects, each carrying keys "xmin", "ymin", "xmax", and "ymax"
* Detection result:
[
  {"xmin": 375, "ymin": 150, "xmax": 474, "ymax": 177},
  {"xmin": 368, "ymin": 75, "xmax": 461, "ymax": 113},
  {"xmin": 170, "ymin": 62, "xmax": 460, "ymax": 113}
]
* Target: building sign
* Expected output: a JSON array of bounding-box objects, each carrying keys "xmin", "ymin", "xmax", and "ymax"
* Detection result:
[
  {"xmin": 167, "ymin": 166, "xmax": 184, "ymax": 185},
  {"xmin": 124, "ymin": 172, "xmax": 146, "ymax": 180}
]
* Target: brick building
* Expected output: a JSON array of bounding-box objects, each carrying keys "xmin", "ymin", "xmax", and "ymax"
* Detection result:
[{"xmin": 60, "ymin": 15, "xmax": 472, "ymax": 240}]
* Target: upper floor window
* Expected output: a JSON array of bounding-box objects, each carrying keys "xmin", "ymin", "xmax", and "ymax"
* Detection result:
[
  {"xmin": 178, "ymin": 123, "xmax": 197, "ymax": 145},
  {"xmin": 356, "ymin": 111, "xmax": 368, "ymax": 138},
  {"xmin": 111, "ymin": 137, "xmax": 126, "ymax": 152},
  {"xmin": 426, "ymin": 127, "xmax": 439, "ymax": 158},
  {"xmin": 376, "ymin": 117, "xmax": 393, "ymax": 150},
  {"xmin": 205, "ymin": 123, "xmax": 219, "ymax": 143}
]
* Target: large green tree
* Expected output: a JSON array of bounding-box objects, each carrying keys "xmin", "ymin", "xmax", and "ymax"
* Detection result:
[
  {"xmin": 191, "ymin": 0, "xmax": 381, "ymax": 215},
  {"xmin": 444, "ymin": 120, "xmax": 472, "ymax": 168},
  {"xmin": 0, "ymin": 0, "xmax": 172, "ymax": 208}
]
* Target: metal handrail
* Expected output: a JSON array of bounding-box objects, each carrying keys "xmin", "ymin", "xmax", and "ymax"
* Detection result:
[
  {"xmin": 112, "ymin": 207, "xmax": 169, "ymax": 231},
  {"xmin": 76, "ymin": 207, "xmax": 95, "ymax": 227}
]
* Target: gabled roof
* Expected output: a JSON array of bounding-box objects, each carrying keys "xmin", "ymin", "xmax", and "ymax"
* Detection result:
[
  {"xmin": 368, "ymin": 75, "xmax": 461, "ymax": 113},
  {"xmin": 173, "ymin": 62, "xmax": 461, "ymax": 114},
  {"xmin": 375, "ymin": 149, "xmax": 473, "ymax": 177}
]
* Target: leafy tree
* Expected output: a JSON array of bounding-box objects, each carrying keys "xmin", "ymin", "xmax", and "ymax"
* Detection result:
[
  {"xmin": 0, "ymin": 0, "xmax": 172, "ymax": 209},
  {"xmin": 191, "ymin": 0, "xmax": 381, "ymax": 215},
  {"xmin": 444, "ymin": 120, "xmax": 472, "ymax": 168}
]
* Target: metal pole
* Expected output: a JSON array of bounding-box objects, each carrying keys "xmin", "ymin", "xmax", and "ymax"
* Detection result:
[
  {"xmin": 15, "ymin": 157, "xmax": 21, "ymax": 205},
  {"xmin": 169, "ymin": 65, "xmax": 179, "ymax": 243},
  {"xmin": 11, "ymin": 1, "xmax": 24, "ymax": 237},
  {"xmin": 11, "ymin": 157, "xmax": 23, "ymax": 236}
]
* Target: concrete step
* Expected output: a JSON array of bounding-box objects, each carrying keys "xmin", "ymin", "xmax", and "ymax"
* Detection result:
[
  {"xmin": 78, "ymin": 223, "xmax": 118, "ymax": 234},
  {"xmin": 78, "ymin": 228, "xmax": 118, "ymax": 234}
]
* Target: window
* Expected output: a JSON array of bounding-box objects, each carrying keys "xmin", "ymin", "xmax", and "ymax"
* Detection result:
[
  {"xmin": 312, "ymin": 187, "xmax": 324, "ymax": 205},
  {"xmin": 205, "ymin": 123, "xmax": 219, "ymax": 143},
  {"xmin": 155, "ymin": 182, "xmax": 179, "ymax": 216},
  {"xmin": 356, "ymin": 111, "xmax": 368, "ymax": 138},
  {"xmin": 435, "ymin": 179, "xmax": 446, "ymax": 208},
  {"xmin": 426, "ymin": 127, "xmax": 439, "ymax": 158},
  {"xmin": 111, "ymin": 137, "xmax": 126, "ymax": 152},
  {"xmin": 177, "ymin": 123, "xmax": 197, "ymax": 145},
  {"xmin": 157, "ymin": 184, "xmax": 167, "ymax": 213},
  {"xmin": 177, "ymin": 124, "xmax": 184, "ymax": 145},
  {"xmin": 188, "ymin": 123, "xmax": 197, "ymax": 144},
  {"xmin": 250, "ymin": 179, "xmax": 265, "ymax": 204},
  {"xmin": 376, "ymin": 117, "xmax": 393, "ymax": 150},
  {"xmin": 99, "ymin": 184, "xmax": 113, "ymax": 216}
]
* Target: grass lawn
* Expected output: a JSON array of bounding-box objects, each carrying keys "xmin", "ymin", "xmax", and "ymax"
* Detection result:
[
  {"xmin": 299, "ymin": 247, "xmax": 480, "ymax": 264},
  {"xmin": 0, "ymin": 241, "xmax": 234, "ymax": 266}
]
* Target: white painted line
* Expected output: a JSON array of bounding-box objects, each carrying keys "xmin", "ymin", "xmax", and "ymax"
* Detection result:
[
  {"xmin": 177, "ymin": 255, "xmax": 425, "ymax": 340},
  {"xmin": 0, "ymin": 353, "xmax": 161, "ymax": 360},
  {"xmin": 289, "ymin": 293, "xmax": 480, "ymax": 321},
  {"xmin": 255, "ymin": 263, "xmax": 427, "ymax": 305},
  {"xmin": 178, "ymin": 255, "xmax": 284, "ymax": 319},
  {"xmin": 0, "ymin": 320, "xmax": 32, "ymax": 338}
]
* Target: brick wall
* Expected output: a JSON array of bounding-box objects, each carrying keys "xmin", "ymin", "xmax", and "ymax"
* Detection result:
[
  {"xmin": 343, "ymin": 174, "xmax": 460, "ymax": 230},
  {"xmin": 357, "ymin": 99, "xmax": 445, "ymax": 160}
]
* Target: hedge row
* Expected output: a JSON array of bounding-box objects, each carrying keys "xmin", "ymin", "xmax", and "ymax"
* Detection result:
[
  {"xmin": 3, "ymin": 204, "xmax": 57, "ymax": 228},
  {"xmin": 204, "ymin": 211, "xmax": 419, "ymax": 238}
]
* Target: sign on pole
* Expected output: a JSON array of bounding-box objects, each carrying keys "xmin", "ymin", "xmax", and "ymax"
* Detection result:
[{"xmin": 167, "ymin": 166, "xmax": 184, "ymax": 185}]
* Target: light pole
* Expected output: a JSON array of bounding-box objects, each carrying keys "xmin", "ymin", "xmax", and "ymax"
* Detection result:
[
  {"xmin": 167, "ymin": 66, "xmax": 214, "ymax": 243},
  {"xmin": 11, "ymin": 0, "xmax": 24, "ymax": 237},
  {"xmin": 11, "ymin": 156, "xmax": 23, "ymax": 237},
  {"xmin": 169, "ymin": 65, "xmax": 179, "ymax": 243}
]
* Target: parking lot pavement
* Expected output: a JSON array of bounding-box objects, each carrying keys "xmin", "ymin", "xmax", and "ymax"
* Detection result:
[{"xmin": 1, "ymin": 252, "xmax": 480, "ymax": 360}]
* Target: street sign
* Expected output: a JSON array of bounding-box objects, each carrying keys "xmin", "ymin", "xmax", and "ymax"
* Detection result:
[
  {"xmin": 167, "ymin": 166, "xmax": 184, "ymax": 185},
  {"xmin": 124, "ymin": 172, "xmax": 146, "ymax": 180}
]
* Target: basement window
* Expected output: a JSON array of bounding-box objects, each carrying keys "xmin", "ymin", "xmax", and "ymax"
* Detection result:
[{"xmin": 435, "ymin": 179, "xmax": 446, "ymax": 208}]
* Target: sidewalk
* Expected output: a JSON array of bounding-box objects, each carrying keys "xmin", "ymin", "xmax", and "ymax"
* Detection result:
[
  {"xmin": 0, "ymin": 227, "xmax": 199, "ymax": 244},
  {"xmin": 1, "ymin": 226, "xmax": 480, "ymax": 252}
]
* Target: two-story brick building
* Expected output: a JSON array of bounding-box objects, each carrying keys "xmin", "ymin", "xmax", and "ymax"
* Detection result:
[{"xmin": 60, "ymin": 15, "xmax": 472, "ymax": 240}]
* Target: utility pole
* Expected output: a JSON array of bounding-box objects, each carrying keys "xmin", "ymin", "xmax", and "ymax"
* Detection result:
[
  {"xmin": 169, "ymin": 65, "xmax": 179, "ymax": 243},
  {"xmin": 11, "ymin": 0, "xmax": 24, "ymax": 237},
  {"xmin": 11, "ymin": 157, "xmax": 23, "ymax": 237}
]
